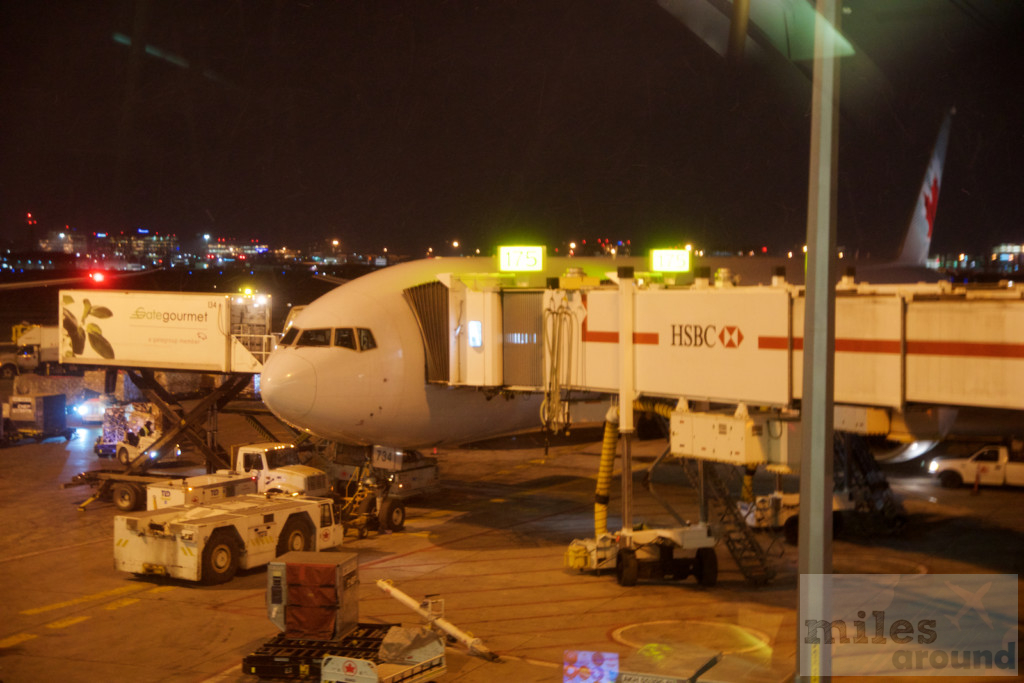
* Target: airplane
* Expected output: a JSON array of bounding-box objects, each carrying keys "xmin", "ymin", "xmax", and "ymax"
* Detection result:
[
  {"xmin": 261, "ymin": 109, "xmax": 957, "ymax": 451},
  {"xmin": 261, "ymin": 255, "xmax": 645, "ymax": 448}
]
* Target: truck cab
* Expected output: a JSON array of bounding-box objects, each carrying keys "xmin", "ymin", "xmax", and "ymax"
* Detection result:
[
  {"xmin": 226, "ymin": 442, "xmax": 331, "ymax": 497},
  {"xmin": 929, "ymin": 444, "xmax": 1024, "ymax": 488}
]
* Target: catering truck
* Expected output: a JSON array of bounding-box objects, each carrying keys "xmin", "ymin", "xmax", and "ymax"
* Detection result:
[
  {"xmin": 929, "ymin": 444, "xmax": 1024, "ymax": 488},
  {"xmin": 0, "ymin": 324, "xmax": 60, "ymax": 378},
  {"xmin": 113, "ymin": 493, "xmax": 345, "ymax": 584},
  {"xmin": 58, "ymin": 289, "xmax": 274, "ymax": 373}
]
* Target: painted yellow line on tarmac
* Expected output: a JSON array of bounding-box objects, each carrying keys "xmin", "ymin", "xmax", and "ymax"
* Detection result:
[
  {"xmin": 103, "ymin": 597, "xmax": 140, "ymax": 610},
  {"xmin": 20, "ymin": 584, "xmax": 146, "ymax": 615},
  {"xmin": 144, "ymin": 586, "xmax": 177, "ymax": 595},
  {"xmin": 46, "ymin": 616, "xmax": 90, "ymax": 629},
  {"xmin": 0, "ymin": 633, "xmax": 38, "ymax": 648}
]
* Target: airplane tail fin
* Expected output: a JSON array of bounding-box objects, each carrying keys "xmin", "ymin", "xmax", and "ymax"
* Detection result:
[{"xmin": 895, "ymin": 108, "xmax": 954, "ymax": 266}]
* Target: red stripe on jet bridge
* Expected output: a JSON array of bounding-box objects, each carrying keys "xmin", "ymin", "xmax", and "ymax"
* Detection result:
[
  {"xmin": 579, "ymin": 293, "xmax": 658, "ymax": 344},
  {"xmin": 906, "ymin": 340, "xmax": 1024, "ymax": 359},
  {"xmin": 582, "ymin": 330, "xmax": 660, "ymax": 344},
  {"xmin": 759, "ymin": 337, "xmax": 1024, "ymax": 359}
]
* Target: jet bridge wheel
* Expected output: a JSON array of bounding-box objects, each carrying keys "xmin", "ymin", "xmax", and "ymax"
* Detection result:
[
  {"xmin": 202, "ymin": 530, "xmax": 241, "ymax": 584},
  {"xmin": 277, "ymin": 516, "xmax": 314, "ymax": 555},
  {"xmin": 693, "ymin": 547, "xmax": 718, "ymax": 588},
  {"xmin": 616, "ymin": 548, "xmax": 639, "ymax": 587}
]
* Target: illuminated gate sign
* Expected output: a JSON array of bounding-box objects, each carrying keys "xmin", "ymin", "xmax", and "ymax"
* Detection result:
[
  {"xmin": 650, "ymin": 248, "xmax": 691, "ymax": 273},
  {"xmin": 498, "ymin": 245, "xmax": 544, "ymax": 272}
]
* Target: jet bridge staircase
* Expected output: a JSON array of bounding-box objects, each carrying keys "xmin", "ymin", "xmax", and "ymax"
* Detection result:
[
  {"xmin": 834, "ymin": 433, "xmax": 907, "ymax": 534},
  {"xmin": 680, "ymin": 459, "xmax": 777, "ymax": 586}
]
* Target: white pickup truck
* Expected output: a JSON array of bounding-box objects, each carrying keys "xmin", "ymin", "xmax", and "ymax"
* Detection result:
[{"xmin": 929, "ymin": 445, "xmax": 1024, "ymax": 488}]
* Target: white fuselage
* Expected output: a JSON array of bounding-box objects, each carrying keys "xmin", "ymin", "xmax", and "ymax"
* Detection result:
[{"xmin": 261, "ymin": 257, "xmax": 640, "ymax": 448}]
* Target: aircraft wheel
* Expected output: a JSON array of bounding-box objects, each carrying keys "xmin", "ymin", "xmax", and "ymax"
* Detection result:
[
  {"xmin": 112, "ymin": 482, "xmax": 142, "ymax": 512},
  {"xmin": 276, "ymin": 517, "xmax": 313, "ymax": 555},
  {"xmin": 694, "ymin": 547, "xmax": 718, "ymax": 588},
  {"xmin": 0, "ymin": 364, "xmax": 17, "ymax": 380},
  {"xmin": 202, "ymin": 530, "xmax": 240, "ymax": 584},
  {"xmin": 379, "ymin": 498, "xmax": 405, "ymax": 531},
  {"xmin": 939, "ymin": 471, "xmax": 963, "ymax": 489},
  {"xmin": 616, "ymin": 548, "xmax": 638, "ymax": 587}
]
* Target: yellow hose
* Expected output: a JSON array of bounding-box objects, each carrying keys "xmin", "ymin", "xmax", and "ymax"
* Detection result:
[
  {"xmin": 592, "ymin": 400, "xmax": 675, "ymax": 538},
  {"xmin": 594, "ymin": 408, "xmax": 619, "ymax": 537}
]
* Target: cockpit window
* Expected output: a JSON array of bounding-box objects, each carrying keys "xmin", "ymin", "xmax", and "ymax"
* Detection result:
[
  {"xmin": 296, "ymin": 328, "xmax": 331, "ymax": 347},
  {"xmin": 334, "ymin": 328, "xmax": 357, "ymax": 350},
  {"xmin": 279, "ymin": 328, "xmax": 299, "ymax": 346},
  {"xmin": 357, "ymin": 328, "xmax": 376, "ymax": 351}
]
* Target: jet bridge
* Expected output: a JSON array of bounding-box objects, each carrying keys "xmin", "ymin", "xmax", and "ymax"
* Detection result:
[{"xmin": 422, "ymin": 270, "xmax": 1024, "ymax": 471}]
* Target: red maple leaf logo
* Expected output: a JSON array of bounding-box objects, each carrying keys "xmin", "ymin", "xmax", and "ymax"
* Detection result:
[{"xmin": 924, "ymin": 175, "xmax": 940, "ymax": 239}]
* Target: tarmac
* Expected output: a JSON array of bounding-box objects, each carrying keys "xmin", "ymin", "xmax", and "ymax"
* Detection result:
[{"xmin": 0, "ymin": 383, "xmax": 1021, "ymax": 682}]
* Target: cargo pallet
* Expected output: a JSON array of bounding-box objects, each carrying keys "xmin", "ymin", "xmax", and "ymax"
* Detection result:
[{"xmin": 242, "ymin": 623, "xmax": 397, "ymax": 680}]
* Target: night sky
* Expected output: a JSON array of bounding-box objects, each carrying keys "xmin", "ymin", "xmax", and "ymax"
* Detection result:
[{"xmin": 2, "ymin": 0, "xmax": 1022, "ymax": 260}]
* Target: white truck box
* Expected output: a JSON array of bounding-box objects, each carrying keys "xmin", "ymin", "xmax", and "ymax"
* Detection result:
[
  {"xmin": 58, "ymin": 289, "xmax": 273, "ymax": 372},
  {"xmin": 146, "ymin": 473, "xmax": 258, "ymax": 509}
]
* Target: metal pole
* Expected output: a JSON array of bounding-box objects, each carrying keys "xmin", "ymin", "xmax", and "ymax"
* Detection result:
[
  {"xmin": 799, "ymin": 0, "xmax": 840, "ymax": 679},
  {"xmin": 618, "ymin": 266, "xmax": 636, "ymax": 541}
]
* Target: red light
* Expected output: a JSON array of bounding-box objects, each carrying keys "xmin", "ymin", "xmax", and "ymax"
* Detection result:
[
  {"xmin": 90, "ymin": 272, "xmax": 105, "ymax": 282},
  {"xmin": 762, "ymin": 246, "xmax": 768, "ymax": 254}
]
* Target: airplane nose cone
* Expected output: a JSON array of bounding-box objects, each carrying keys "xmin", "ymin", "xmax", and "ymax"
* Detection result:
[{"xmin": 261, "ymin": 353, "xmax": 317, "ymax": 421}]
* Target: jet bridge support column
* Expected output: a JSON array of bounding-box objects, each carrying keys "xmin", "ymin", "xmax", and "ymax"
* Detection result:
[{"xmin": 618, "ymin": 266, "xmax": 636, "ymax": 543}]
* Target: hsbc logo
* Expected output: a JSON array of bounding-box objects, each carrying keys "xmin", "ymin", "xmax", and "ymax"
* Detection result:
[
  {"xmin": 671, "ymin": 324, "xmax": 743, "ymax": 349},
  {"xmin": 719, "ymin": 326, "xmax": 743, "ymax": 348}
]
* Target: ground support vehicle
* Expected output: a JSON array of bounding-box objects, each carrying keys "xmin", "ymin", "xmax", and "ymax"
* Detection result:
[
  {"xmin": 929, "ymin": 444, "xmax": 1024, "ymax": 488},
  {"xmin": 0, "ymin": 324, "xmax": 60, "ymax": 378},
  {"xmin": 243, "ymin": 623, "xmax": 446, "ymax": 683},
  {"xmin": 146, "ymin": 473, "xmax": 258, "ymax": 509},
  {"xmin": 612, "ymin": 524, "xmax": 720, "ymax": 588},
  {"xmin": 67, "ymin": 469, "xmax": 190, "ymax": 512},
  {"xmin": 113, "ymin": 493, "xmax": 344, "ymax": 584},
  {"xmin": 737, "ymin": 491, "xmax": 856, "ymax": 545},
  {"xmin": 334, "ymin": 462, "xmax": 407, "ymax": 538},
  {"xmin": 243, "ymin": 552, "xmax": 448, "ymax": 682},
  {"xmin": 366, "ymin": 447, "xmax": 440, "ymax": 500},
  {"xmin": 1, "ymin": 393, "xmax": 75, "ymax": 445},
  {"xmin": 221, "ymin": 442, "xmax": 331, "ymax": 497}
]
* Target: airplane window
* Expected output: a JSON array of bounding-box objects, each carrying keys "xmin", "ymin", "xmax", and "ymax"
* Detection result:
[
  {"xmin": 358, "ymin": 328, "xmax": 376, "ymax": 351},
  {"xmin": 296, "ymin": 328, "xmax": 331, "ymax": 347},
  {"xmin": 279, "ymin": 328, "xmax": 299, "ymax": 345},
  {"xmin": 334, "ymin": 328, "xmax": 357, "ymax": 350}
]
